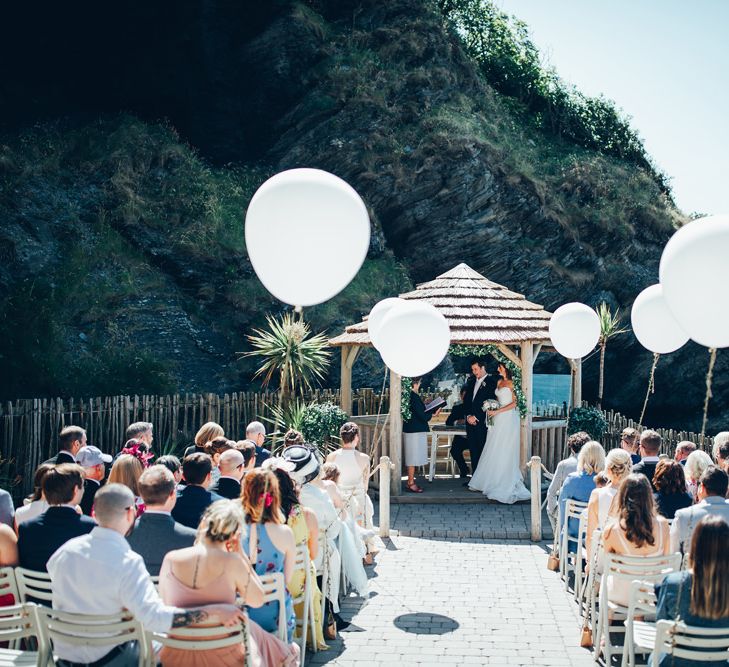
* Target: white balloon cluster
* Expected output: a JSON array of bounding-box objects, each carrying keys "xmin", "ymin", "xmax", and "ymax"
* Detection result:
[
  {"xmin": 245, "ymin": 168, "xmax": 371, "ymax": 307},
  {"xmin": 367, "ymin": 299, "xmax": 451, "ymax": 377}
]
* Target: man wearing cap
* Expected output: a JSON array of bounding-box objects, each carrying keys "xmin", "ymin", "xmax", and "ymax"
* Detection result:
[
  {"xmin": 77, "ymin": 446, "xmax": 113, "ymax": 516},
  {"xmin": 245, "ymin": 421, "xmax": 272, "ymax": 467}
]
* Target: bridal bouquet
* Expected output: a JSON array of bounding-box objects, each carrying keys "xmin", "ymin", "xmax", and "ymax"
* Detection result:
[{"xmin": 482, "ymin": 399, "xmax": 500, "ymax": 426}]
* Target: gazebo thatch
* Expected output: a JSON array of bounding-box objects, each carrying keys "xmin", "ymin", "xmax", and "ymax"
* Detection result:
[
  {"xmin": 329, "ymin": 263, "xmax": 553, "ymax": 347},
  {"xmin": 330, "ymin": 263, "xmax": 580, "ymax": 497}
]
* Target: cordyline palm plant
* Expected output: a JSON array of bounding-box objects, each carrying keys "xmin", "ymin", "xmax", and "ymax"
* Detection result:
[
  {"xmin": 596, "ymin": 302, "xmax": 629, "ymax": 409},
  {"xmin": 243, "ymin": 313, "xmax": 331, "ymax": 411}
]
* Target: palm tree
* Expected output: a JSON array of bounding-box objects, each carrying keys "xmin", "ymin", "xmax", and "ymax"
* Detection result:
[
  {"xmin": 243, "ymin": 313, "xmax": 331, "ymax": 408},
  {"xmin": 596, "ymin": 302, "xmax": 628, "ymax": 409}
]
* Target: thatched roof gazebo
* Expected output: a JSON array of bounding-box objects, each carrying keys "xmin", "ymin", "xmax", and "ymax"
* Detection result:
[{"xmin": 330, "ymin": 263, "xmax": 581, "ymax": 496}]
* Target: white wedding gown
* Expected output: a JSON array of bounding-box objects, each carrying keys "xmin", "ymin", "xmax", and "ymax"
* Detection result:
[{"xmin": 468, "ymin": 386, "xmax": 531, "ymax": 504}]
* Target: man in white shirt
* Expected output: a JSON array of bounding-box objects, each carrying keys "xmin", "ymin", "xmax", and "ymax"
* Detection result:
[
  {"xmin": 48, "ymin": 483, "xmax": 244, "ymax": 666},
  {"xmin": 546, "ymin": 431, "xmax": 591, "ymax": 532},
  {"xmin": 670, "ymin": 466, "xmax": 729, "ymax": 554}
]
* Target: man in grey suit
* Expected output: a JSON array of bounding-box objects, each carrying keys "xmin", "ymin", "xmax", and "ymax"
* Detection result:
[
  {"xmin": 670, "ymin": 465, "xmax": 729, "ymax": 554},
  {"xmin": 127, "ymin": 465, "xmax": 196, "ymax": 575}
]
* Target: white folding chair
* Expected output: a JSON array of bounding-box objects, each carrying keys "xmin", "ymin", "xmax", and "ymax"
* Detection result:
[
  {"xmin": 558, "ymin": 499, "xmax": 588, "ymax": 590},
  {"xmin": 292, "ymin": 544, "xmax": 315, "ymax": 664},
  {"xmin": 0, "ymin": 603, "xmax": 46, "ymax": 665},
  {"xmin": 573, "ymin": 509, "xmax": 589, "ymax": 601},
  {"xmin": 580, "ymin": 529, "xmax": 603, "ymax": 625},
  {"xmin": 13, "ymin": 570, "xmax": 52, "ymax": 606},
  {"xmin": 621, "ymin": 580, "xmax": 658, "ymax": 667},
  {"xmin": 595, "ymin": 553, "xmax": 680, "ymax": 665},
  {"xmin": 654, "ymin": 620, "xmax": 729, "ymax": 664},
  {"xmin": 258, "ymin": 572, "xmax": 288, "ymax": 642},
  {"xmin": 317, "ymin": 528, "xmax": 329, "ymax": 624},
  {"xmin": 146, "ymin": 619, "xmax": 251, "ymax": 667},
  {"xmin": 35, "ymin": 606, "xmax": 149, "ymax": 667}
]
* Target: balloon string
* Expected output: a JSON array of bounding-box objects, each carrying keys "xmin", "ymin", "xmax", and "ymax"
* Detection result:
[
  {"xmin": 638, "ymin": 352, "xmax": 660, "ymax": 426},
  {"xmin": 701, "ymin": 348, "xmax": 717, "ymax": 444},
  {"xmin": 294, "ymin": 305, "xmax": 304, "ymax": 323}
]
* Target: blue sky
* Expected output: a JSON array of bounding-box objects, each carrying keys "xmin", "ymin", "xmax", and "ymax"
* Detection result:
[{"xmin": 496, "ymin": 0, "xmax": 729, "ymax": 215}]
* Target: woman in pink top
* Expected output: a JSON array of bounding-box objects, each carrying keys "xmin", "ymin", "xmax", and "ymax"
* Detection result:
[{"xmin": 159, "ymin": 500, "xmax": 299, "ymax": 667}]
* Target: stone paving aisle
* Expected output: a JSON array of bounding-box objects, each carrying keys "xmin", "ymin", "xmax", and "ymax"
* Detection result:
[{"xmin": 307, "ymin": 534, "xmax": 591, "ymax": 667}]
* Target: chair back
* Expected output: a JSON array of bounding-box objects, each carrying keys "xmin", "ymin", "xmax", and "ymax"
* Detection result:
[
  {"xmin": 564, "ymin": 499, "xmax": 589, "ymax": 523},
  {"xmin": 148, "ymin": 620, "xmax": 251, "ymax": 667},
  {"xmin": 35, "ymin": 606, "xmax": 148, "ymax": 666},
  {"xmin": 0, "ymin": 603, "xmax": 44, "ymax": 645},
  {"xmin": 654, "ymin": 620, "xmax": 729, "ymax": 662},
  {"xmin": 15, "ymin": 567, "xmax": 53, "ymax": 604},
  {"xmin": 604, "ymin": 552, "xmax": 681, "ymax": 586},
  {"xmin": 626, "ymin": 579, "xmax": 658, "ymax": 617},
  {"xmin": 0, "ymin": 567, "xmax": 19, "ymax": 603},
  {"xmin": 259, "ymin": 572, "xmax": 287, "ymax": 642},
  {"xmin": 292, "ymin": 543, "xmax": 312, "ymax": 661}
]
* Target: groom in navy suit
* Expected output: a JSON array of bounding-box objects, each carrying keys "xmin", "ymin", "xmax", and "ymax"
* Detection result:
[{"xmin": 458, "ymin": 358, "xmax": 498, "ymax": 484}]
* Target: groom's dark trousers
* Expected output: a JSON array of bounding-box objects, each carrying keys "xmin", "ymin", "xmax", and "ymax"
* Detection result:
[{"xmin": 461, "ymin": 374, "xmax": 497, "ymax": 473}]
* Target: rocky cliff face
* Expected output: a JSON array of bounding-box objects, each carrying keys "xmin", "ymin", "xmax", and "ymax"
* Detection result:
[{"xmin": 0, "ymin": 0, "xmax": 723, "ymax": 430}]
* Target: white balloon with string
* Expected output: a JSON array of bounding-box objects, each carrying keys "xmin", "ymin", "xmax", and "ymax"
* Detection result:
[
  {"xmin": 367, "ymin": 297, "xmax": 405, "ymax": 351},
  {"xmin": 245, "ymin": 168, "xmax": 370, "ymax": 307},
  {"xmin": 377, "ymin": 301, "xmax": 451, "ymax": 377},
  {"xmin": 631, "ymin": 284, "xmax": 689, "ymax": 354},
  {"xmin": 548, "ymin": 302, "xmax": 600, "ymax": 359}
]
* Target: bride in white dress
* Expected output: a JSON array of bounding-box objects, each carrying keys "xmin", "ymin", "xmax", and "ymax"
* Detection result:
[{"xmin": 468, "ymin": 364, "xmax": 531, "ymax": 504}]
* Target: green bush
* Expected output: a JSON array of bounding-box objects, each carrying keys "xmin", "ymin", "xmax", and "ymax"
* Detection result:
[
  {"xmin": 568, "ymin": 406, "xmax": 608, "ymax": 441},
  {"xmin": 300, "ymin": 402, "xmax": 349, "ymax": 450}
]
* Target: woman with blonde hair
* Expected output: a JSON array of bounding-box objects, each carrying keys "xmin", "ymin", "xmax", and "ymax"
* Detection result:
[
  {"xmin": 652, "ymin": 515, "xmax": 729, "ymax": 667},
  {"xmin": 240, "ymin": 469, "xmax": 296, "ymax": 643},
  {"xmin": 108, "ymin": 454, "xmax": 145, "ymax": 517},
  {"xmin": 586, "ymin": 447, "xmax": 632, "ymax": 557},
  {"xmin": 184, "ymin": 422, "xmax": 225, "ymax": 458},
  {"xmin": 159, "ymin": 500, "xmax": 298, "ymax": 667},
  {"xmin": 558, "ymin": 441, "xmax": 606, "ymax": 550},
  {"xmin": 685, "ymin": 449, "xmax": 713, "ymax": 502}
]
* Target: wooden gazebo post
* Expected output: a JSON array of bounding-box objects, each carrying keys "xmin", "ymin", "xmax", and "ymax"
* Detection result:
[
  {"xmin": 519, "ymin": 341, "xmax": 534, "ymax": 470},
  {"xmin": 388, "ymin": 370, "xmax": 402, "ymax": 496},
  {"xmin": 339, "ymin": 346, "xmax": 360, "ymax": 415}
]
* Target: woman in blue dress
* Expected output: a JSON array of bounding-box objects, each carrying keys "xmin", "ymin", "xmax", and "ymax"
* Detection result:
[{"xmin": 241, "ymin": 468, "xmax": 296, "ymax": 642}]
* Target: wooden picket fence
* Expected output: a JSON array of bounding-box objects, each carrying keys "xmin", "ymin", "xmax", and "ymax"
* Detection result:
[{"xmin": 0, "ymin": 388, "xmax": 389, "ymax": 499}]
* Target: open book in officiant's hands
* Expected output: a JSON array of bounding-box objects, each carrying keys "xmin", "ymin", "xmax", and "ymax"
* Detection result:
[{"xmin": 424, "ymin": 396, "xmax": 446, "ymax": 413}]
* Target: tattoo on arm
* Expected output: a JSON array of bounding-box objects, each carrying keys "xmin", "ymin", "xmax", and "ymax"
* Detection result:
[{"xmin": 171, "ymin": 609, "xmax": 209, "ymax": 628}]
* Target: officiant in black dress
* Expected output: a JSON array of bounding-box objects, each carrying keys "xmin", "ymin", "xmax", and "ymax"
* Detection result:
[{"xmin": 459, "ymin": 358, "xmax": 498, "ymax": 483}]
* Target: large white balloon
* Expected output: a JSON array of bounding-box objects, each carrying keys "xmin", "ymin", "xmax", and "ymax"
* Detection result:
[
  {"xmin": 245, "ymin": 168, "xmax": 371, "ymax": 307},
  {"xmin": 631, "ymin": 284, "xmax": 689, "ymax": 354},
  {"xmin": 659, "ymin": 214, "xmax": 729, "ymax": 348},
  {"xmin": 549, "ymin": 302, "xmax": 600, "ymax": 359},
  {"xmin": 367, "ymin": 298, "xmax": 405, "ymax": 350},
  {"xmin": 377, "ymin": 301, "xmax": 451, "ymax": 377}
]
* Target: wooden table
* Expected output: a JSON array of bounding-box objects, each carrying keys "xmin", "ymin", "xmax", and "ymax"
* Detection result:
[{"xmin": 427, "ymin": 428, "xmax": 467, "ymax": 482}]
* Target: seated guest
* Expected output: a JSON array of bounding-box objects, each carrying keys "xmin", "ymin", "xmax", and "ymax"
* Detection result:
[
  {"xmin": 283, "ymin": 429, "xmax": 305, "ymax": 447},
  {"xmin": 172, "ymin": 454, "xmax": 224, "ymax": 529},
  {"xmin": 653, "ymin": 459, "xmax": 693, "ymax": 520},
  {"xmin": 621, "ymin": 427, "xmax": 641, "ymax": 465},
  {"xmin": 48, "ymin": 484, "xmax": 245, "ymax": 666},
  {"xmin": 210, "ymin": 449, "xmax": 246, "ymax": 499},
  {"xmin": 15, "ymin": 463, "xmax": 55, "ymax": 529},
  {"xmin": 0, "ymin": 523, "xmax": 17, "ymax": 568},
  {"xmin": 155, "ymin": 455, "xmax": 183, "ymax": 484},
  {"xmin": 108, "ymin": 453, "xmax": 146, "ymax": 517},
  {"xmin": 547, "ymin": 431, "xmax": 591, "ymax": 533},
  {"xmin": 685, "ymin": 450, "xmax": 714, "ymax": 502},
  {"xmin": 633, "ymin": 429, "xmax": 663, "ymax": 490},
  {"xmin": 125, "ymin": 421, "xmax": 154, "ymax": 449},
  {"xmin": 586, "ymin": 448, "xmax": 632, "ymax": 558},
  {"xmin": 270, "ymin": 462, "xmax": 328, "ymax": 650},
  {"xmin": 712, "ymin": 431, "xmax": 729, "ymax": 467},
  {"xmin": 127, "ymin": 465, "xmax": 196, "ymax": 576},
  {"xmin": 246, "ymin": 421, "xmax": 272, "ymax": 467},
  {"xmin": 241, "ymin": 469, "xmax": 296, "ymax": 642},
  {"xmin": 447, "ymin": 385, "xmax": 471, "ymax": 479},
  {"xmin": 603, "ymin": 474, "xmax": 670, "ymax": 607},
  {"xmin": 160, "ymin": 499, "xmax": 298, "ymax": 667},
  {"xmin": 76, "ymin": 445, "xmax": 112, "ymax": 516},
  {"xmin": 715, "ymin": 439, "xmax": 729, "ymax": 475},
  {"xmin": 653, "ymin": 516, "xmax": 729, "ymax": 667},
  {"xmin": 18, "ymin": 464, "xmax": 95, "ymax": 571},
  {"xmin": 671, "ymin": 466, "xmax": 729, "ymax": 555},
  {"xmin": 593, "ymin": 472, "xmax": 609, "ymax": 489},
  {"xmin": 558, "ymin": 440, "xmax": 605, "ymax": 549},
  {"xmin": 234, "ymin": 440, "xmax": 257, "ymax": 472},
  {"xmin": 674, "ymin": 440, "xmax": 696, "ymax": 466},
  {"xmin": 0, "ymin": 488, "xmax": 12, "ymax": 529},
  {"xmin": 205, "ymin": 436, "xmax": 234, "ymax": 486},
  {"xmin": 44, "ymin": 425, "xmax": 85, "ymax": 465},
  {"xmin": 184, "ymin": 421, "xmax": 225, "ymax": 458}
]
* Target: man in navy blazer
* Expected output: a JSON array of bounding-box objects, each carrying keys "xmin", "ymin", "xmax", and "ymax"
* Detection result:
[
  {"xmin": 171, "ymin": 453, "xmax": 224, "ymax": 530},
  {"xmin": 209, "ymin": 449, "xmax": 245, "ymax": 500},
  {"xmin": 127, "ymin": 465, "xmax": 196, "ymax": 575},
  {"xmin": 18, "ymin": 464, "xmax": 96, "ymax": 571},
  {"xmin": 43, "ymin": 425, "xmax": 86, "ymax": 466}
]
